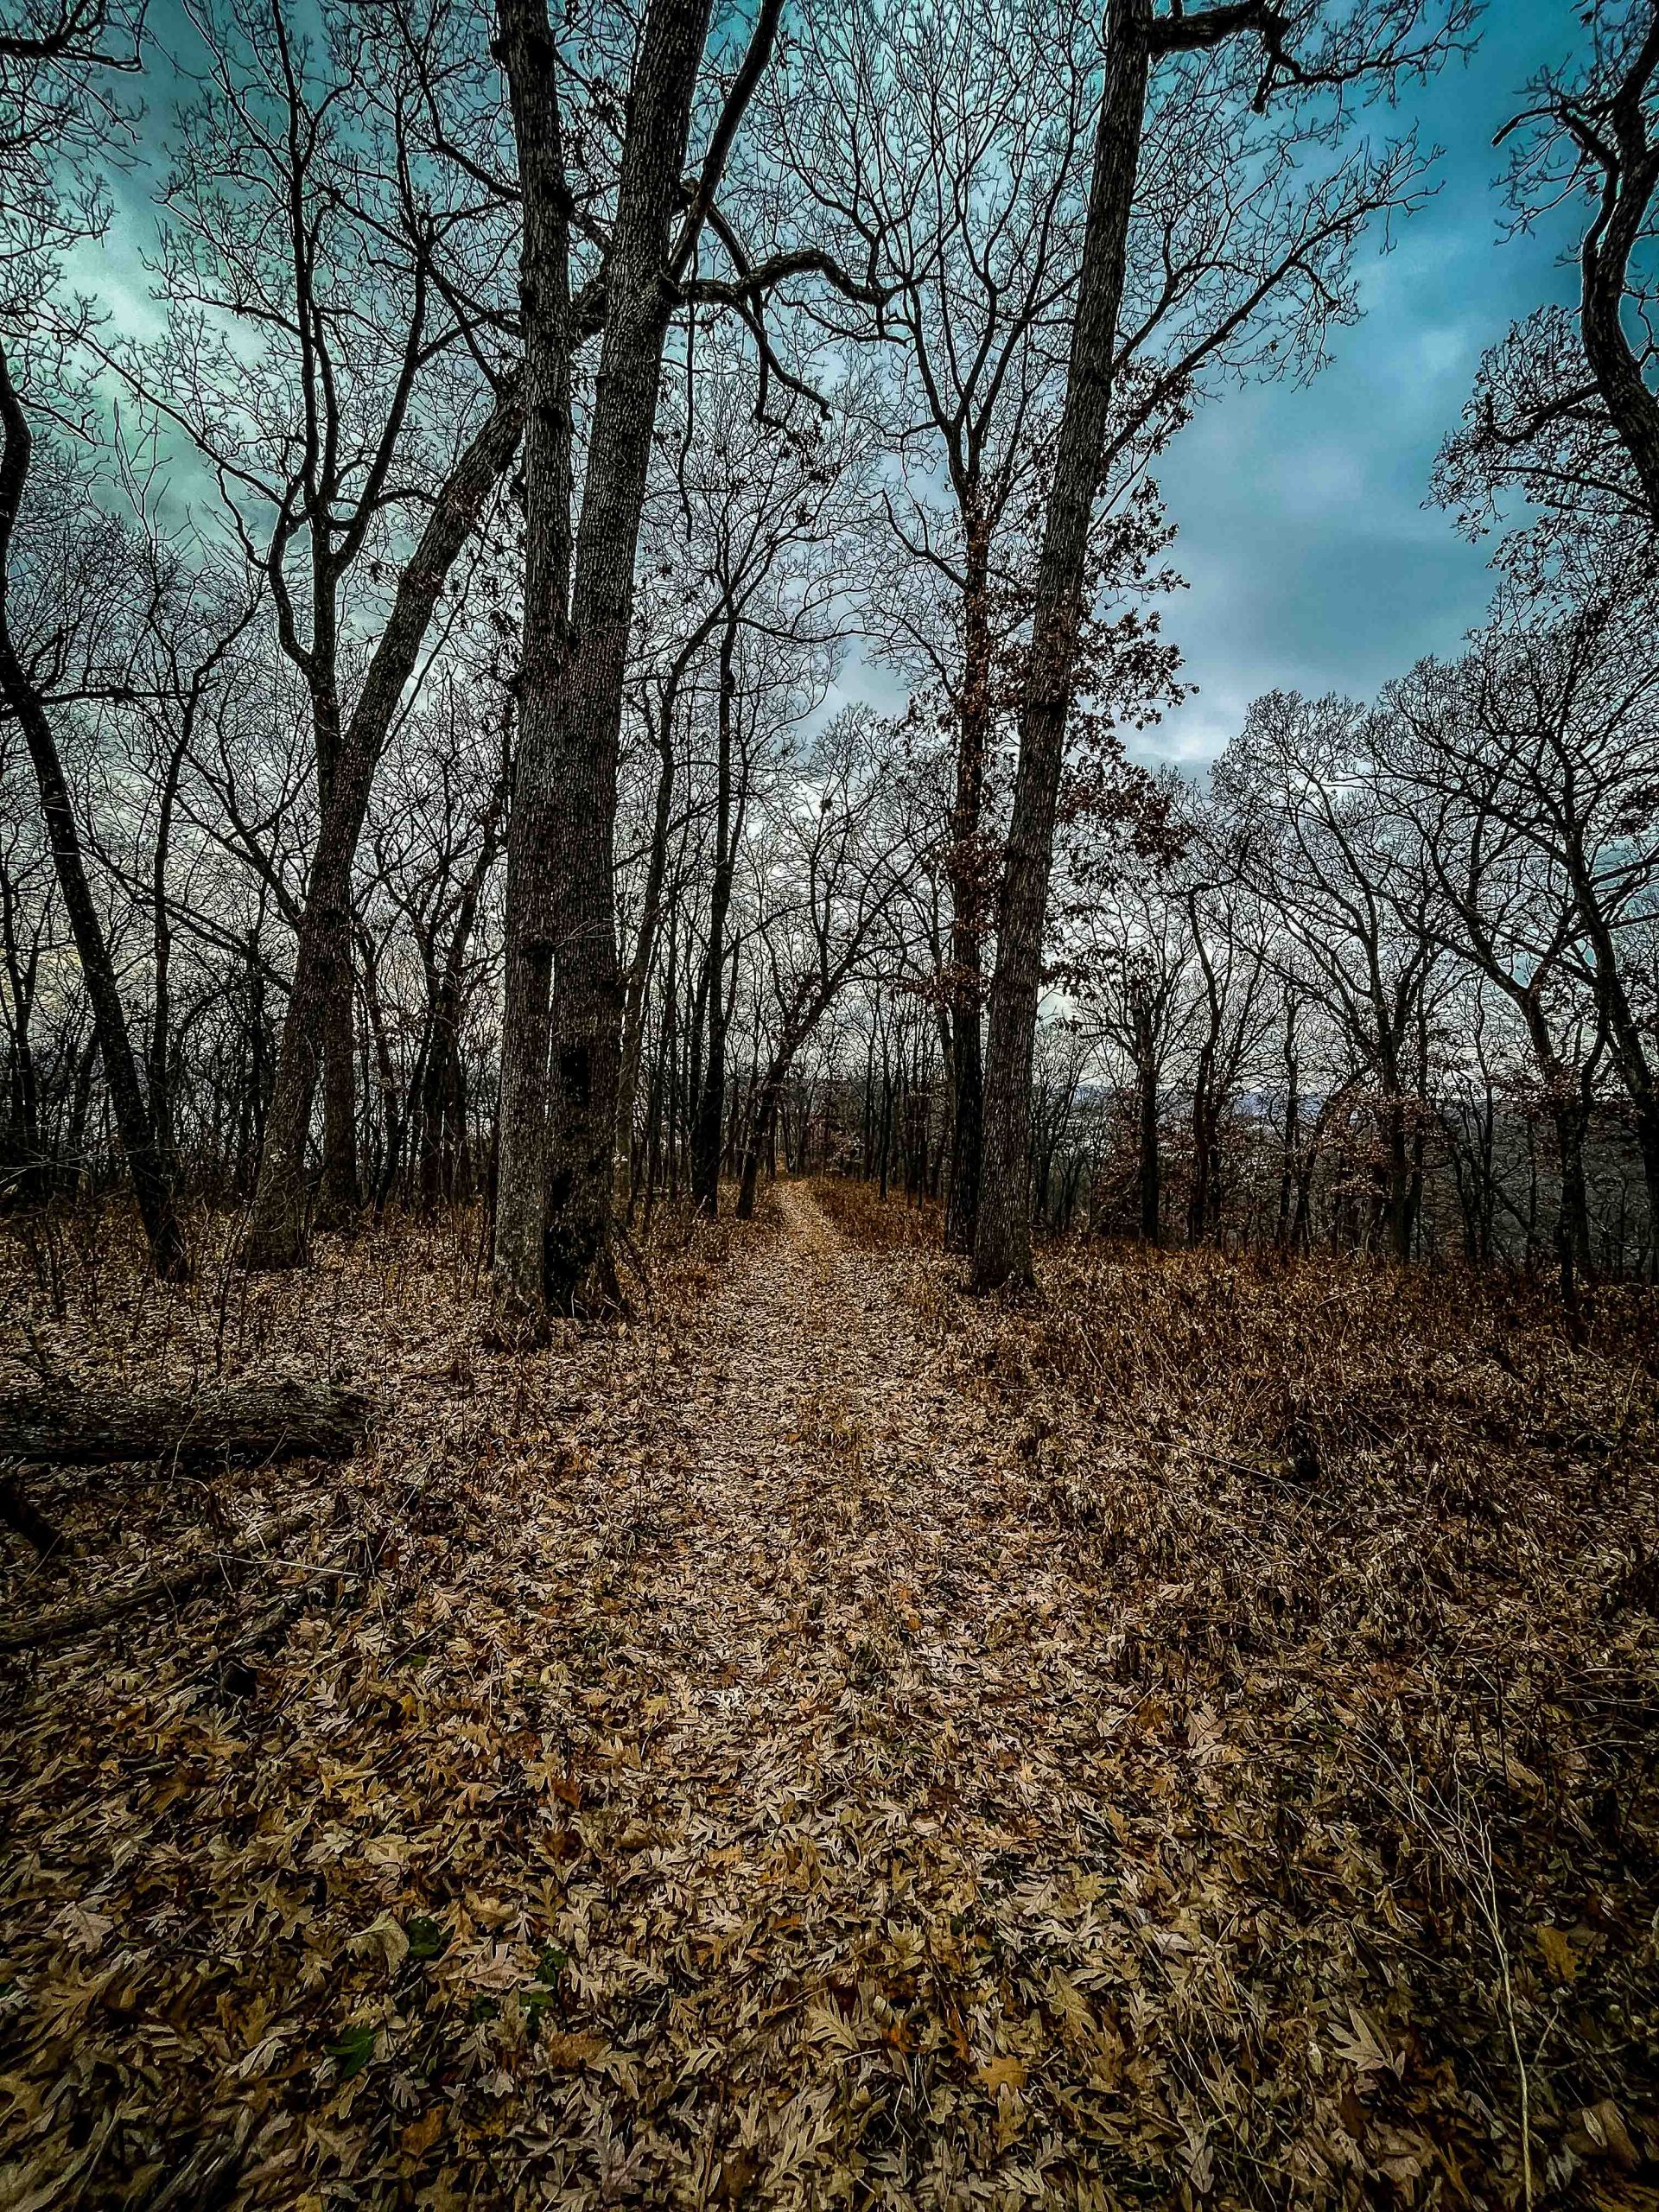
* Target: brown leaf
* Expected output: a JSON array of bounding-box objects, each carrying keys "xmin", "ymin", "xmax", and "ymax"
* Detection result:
[
  {"xmin": 976, "ymin": 2055, "xmax": 1026, "ymax": 2096},
  {"xmin": 401, "ymin": 2107, "xmax": 444, "ymax": 2159},
  {"xmin": 1535, "ymin": 1923, "xmax": 1577, "ymax": 1985},
  {"xmin": 539, "ymin": 2031, "xmax": 608, "ymax": 2070},
  {"xmin": 1571, "ymin": 2099, "xmax": 1638, "ymax": 2170}
]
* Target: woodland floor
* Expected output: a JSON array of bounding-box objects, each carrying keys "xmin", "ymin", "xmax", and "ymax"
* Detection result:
[{"xmin": 2, "ymin": 1182, "xmax": 1657, "ymax": 2211}]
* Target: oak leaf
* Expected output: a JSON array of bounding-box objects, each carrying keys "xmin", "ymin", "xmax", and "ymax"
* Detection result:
[{"xmin": 976, "ymin": 2055, "xmax": 1026, "ymax": 2096}]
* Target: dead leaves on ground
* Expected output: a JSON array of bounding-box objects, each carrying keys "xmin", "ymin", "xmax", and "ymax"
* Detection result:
[{"xmin": 1, "ymin": 1183, "xmax": 1656, "ymax": 2208}]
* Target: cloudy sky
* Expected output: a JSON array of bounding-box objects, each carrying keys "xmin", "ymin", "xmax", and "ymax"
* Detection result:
[
  {"xmin": 105, "ymin": 0, "xmax": 1590, "ymax": 771},
  {"xmin": 1147, "ymin": 0, "xmax": 1586, "ymax": 766}
]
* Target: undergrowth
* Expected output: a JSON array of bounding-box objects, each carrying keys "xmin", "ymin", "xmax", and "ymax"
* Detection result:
[{"xmin": 819, "ymin": 1173, "xmax": 1659, "ymax": 2207}]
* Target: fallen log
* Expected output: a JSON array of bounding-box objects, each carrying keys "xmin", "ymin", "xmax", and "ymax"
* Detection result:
[
  {"xmin": 0, "ymin": 1380, "xmax": 373, "ymax": 1469},
  {"xmin": 0, "ymin": 1506, "xmax": 315, "ymax": 1653}
]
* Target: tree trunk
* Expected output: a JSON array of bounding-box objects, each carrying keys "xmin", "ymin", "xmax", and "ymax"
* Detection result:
[
  {"xmin": 1575, "ymin": 25, "xmax": 1659, "ymax": 519},
  {"xmin": 495, "ymin": 0, "xmax": 713, "ymax": 1312},
  {"xmin": 973, "ymin": 0, "xmax": 1151, "ymax": 1291},
  {"xmin": 0, "ymin": 341, "xmax": 190, "ymax": 1282},
  {"xmin": 245, "ymin": 377, "xmax": 524, "ymax": 1268},
  {"xmin": 1187, "ymin": 1036, "xmax": 1215, "ymax": 1247},
  {"xmin": 617, "ymin": 685, "xmax": 682, "ymax": 1195},
  {"xmin": 0, "ymin": 1379, "xmax": 372, "ymax": 1466},
  {"xmin": 316, "ymin": 951, "xmax": 359, "ymax": 1227},
  {"xmin": 692, "ymin": 613, "xmax": 739, "ymax": 1214},
  {"xmin": 1138, "ymin": 1021, "xmax": 1160, "ymax": 1247},
  {"xmin": 737, "ymin": 1065, "xmax": 786, "ymax": 1221},
  {"xmin": 944, "ymin": 519, "xmax": 992, "ymax": 1255}
]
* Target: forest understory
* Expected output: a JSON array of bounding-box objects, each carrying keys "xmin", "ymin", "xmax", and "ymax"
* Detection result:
[{"xmin": 2, "ymin": 1184, "xmax": 1657, "ymax": 2212}]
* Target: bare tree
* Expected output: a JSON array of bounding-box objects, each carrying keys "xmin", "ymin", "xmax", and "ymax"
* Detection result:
[
  {"xmin": 973, "ymin": 0, "xmax": 1473, "ymax": 1290},
  {"xmin": 1437, "ymin": 3, "xmax": 1659, "ymax": 575},
  {"xmin": 1216, "ymin": 692, "xmax": 1446, "ymax": 1260}
]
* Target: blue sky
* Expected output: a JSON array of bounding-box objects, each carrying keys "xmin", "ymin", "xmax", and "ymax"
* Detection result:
[{"xmin": 1147, "ymin": 0, "xmax": 1586, "ymax": 764}]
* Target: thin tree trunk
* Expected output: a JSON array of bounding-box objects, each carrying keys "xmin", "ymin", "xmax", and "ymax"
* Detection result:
[
  {"xmin": 617, "ymin": 681, "xmax": 686, "ymax": 1192},
  {"xmin": 692, "ymin": 612, "xmax": 739, "ymax": 1214},
  {"xmin": 317, "ymin": 960, "xmax": 359, "ymax": 1226},
  {"xmin": 1138, "ymin": 1014, "xmax": 1160, "ymax": 1246},
  {"xmin": 0, "ymin": 341, "xmax": 190, "ymax": 1282},
  {"xmin": 245, "ymin": 376, "xmax": 524, "ymax": 1268},
  {"xmin": 944, "ymin": 518, "xmax": 992, "ymax": 1255}
]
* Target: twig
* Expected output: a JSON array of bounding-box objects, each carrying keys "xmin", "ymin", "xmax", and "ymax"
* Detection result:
[{"xmin": 0, "ymin": 1507, "xmax": 315, "ymax": 1654}]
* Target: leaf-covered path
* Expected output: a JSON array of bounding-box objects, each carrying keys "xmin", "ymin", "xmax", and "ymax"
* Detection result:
[
  {"xmin": 1, "ymin": 1188, "xmax": 1155, "ymax": 2210},
  {"xmin": 458, "ymin": 1177, "xmax": 1154, "ymax": 2201},
  {"xmin": 5, "ymin": 1184, "xmax": 1657, "ymax": 2209}
]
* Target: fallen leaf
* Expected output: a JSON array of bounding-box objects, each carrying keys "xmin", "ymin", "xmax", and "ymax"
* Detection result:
[
  {"xmin": 401, "ymin": 2107, "xmax": 444, "ymax": 2158},
  {"xmin": 539, "ymin": 2031, "xmax": 608, "ymax": 2069},
  {"xmin": 976, "ymin": 2054, "xmax": 1026, "ymax": 2096},
  {"xmin": 1535, "ymin": 1923, "xmax": 1577, "ymax": 1985},
  {"xmin": 349, "ymin": 1912, "xmax": 409, "ymax": 1972},
  {"xmin": 1571, "ymin": 2098, "xmax": 1638, "ymax": 2170}
]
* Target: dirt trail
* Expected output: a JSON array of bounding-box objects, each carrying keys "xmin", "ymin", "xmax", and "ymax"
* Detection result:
[
  {"xmin": 445, "ymin": 1181, "xmax": 1152, "ymax": 2202},
  {"xmin": 607, "ymin": 1181, "xmax": 963, "ymax": 1711},
  {"xmin": 547, "ymin": 1182, "xmax": 1103, "ymax": 1836}
]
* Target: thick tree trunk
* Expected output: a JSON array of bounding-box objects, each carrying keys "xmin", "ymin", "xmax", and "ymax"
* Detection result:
[
  {"xmin": 494, "ymin": 0, "xmax": 714, "ymax": 1313},
  {"xmin": 0, "ymin": 342, "xmax": 191, "ymax": 1283},
  {"xmin": 493, "ymin": 0, "xmax": 576, "ymax": 1310},
  {"xmin": 974, "ymin": 0, "xmax": 1151, "ymax": 1292},
  {"xmin": 244, "ymin": 378, "xmax": 524, "ymax": 1268}
]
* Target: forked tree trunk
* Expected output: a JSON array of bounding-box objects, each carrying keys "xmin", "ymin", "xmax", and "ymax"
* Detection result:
[
  {"xmin": 974, "ymin": 0, "xmax": 1151, "ymax": 1291},
  {"xmin": 0, "ymin": 342, "xmax": 191, "ymax": 1283},
  {"xmin": 495, "ymin": 0, "xmax": 715, "ymax": 1312}
]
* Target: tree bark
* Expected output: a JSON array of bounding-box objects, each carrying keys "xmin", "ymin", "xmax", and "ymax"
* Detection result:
[
  {"xmin": 692, "ymin": 612, "xmax": 739, "ymax": 1214},
  {"xmin": 944, "ymin": 518, "xmax": 993, "ymax": 1255},
  {"xmin": 1574, "ymin": 22, "xmax": 1659, "ymax": 520},
  {"xmin": 494, "ymin": 0, "xmax": 715, "ymax": 1311},
  {"xmin": 973, "ymin": 0, "xmax": 1151, "ymax": 1291},
  {"xmin": 1136, "ymin": 1005, "xmax": 1160, "ymax": 1245},
  {"xmin": 243, "ymin": 376, "xmax": 524, "ymax": 1268},
  {"xmin": 317, "ymin": 954, "xmax": 359, "ymax": 1227},
  {"xmin": 0, "ymin": 1379, "xmax": 372, "ymax": 1466}
]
